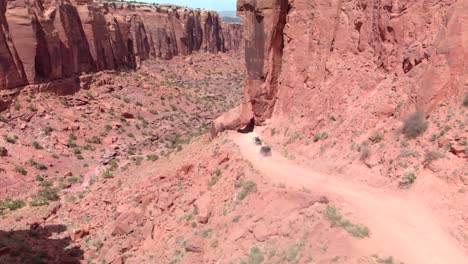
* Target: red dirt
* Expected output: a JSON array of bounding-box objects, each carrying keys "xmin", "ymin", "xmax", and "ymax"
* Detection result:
[
  {"xmin": 1, "ymin": 0, "xmax": 468, "ymax": 263},
  {"xmin": 231, "ymin": 131, "xmax": 468, "ymax": 264}
]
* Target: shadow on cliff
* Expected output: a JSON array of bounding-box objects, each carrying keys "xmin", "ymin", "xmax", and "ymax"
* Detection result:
[
  {"xmin": 0, "ymin": 225, "xmax": 83, "ymax": 264},
  {"xmin": 237, "ymin": 118, "xmax": 255, "ymax": 133}
]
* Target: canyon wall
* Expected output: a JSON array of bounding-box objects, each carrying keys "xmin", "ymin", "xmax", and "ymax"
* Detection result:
[
  {"xmin": 223, "ymin": 22, "xmax": 244, "ymax": 51},
  {"xmin": 233, "ymin": 0, "xmax": 466, "ymax": 125},
  {"xmin": 0, "ymin": 0, "xmax": 243, "ymax": 92}
]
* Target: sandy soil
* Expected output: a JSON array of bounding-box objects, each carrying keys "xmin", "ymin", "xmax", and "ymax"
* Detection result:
[{"xmin": 230, "ymin": 131, "xmax": 468, "ymax": 264}]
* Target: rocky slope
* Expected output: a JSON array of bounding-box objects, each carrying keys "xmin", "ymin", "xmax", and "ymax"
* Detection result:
[
  {"xmin": 0, "ymin": 0, "xmax": 243, "ymax": 92},
  {"xmin": 212, "ymin": 0, "xmax": 467, "ymax": 256},
  {"xmin": 233, "ymin": 0, "xmax": 466, "ymax": 124},
  {"xmin": 215, "ymin": 0, "xmax": 467, "ymax": 180}
]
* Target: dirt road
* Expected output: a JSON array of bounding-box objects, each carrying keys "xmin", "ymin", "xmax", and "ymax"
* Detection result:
[{"xmin": 230, "ymin": 131, "xmax": 468, "ymax": 264}]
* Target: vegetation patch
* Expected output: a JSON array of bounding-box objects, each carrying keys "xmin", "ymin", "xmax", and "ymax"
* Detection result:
[
  {"xmin": 0, "ymin": 199, "xmax": 26, "ymax": 211},
  {"xmin": 313, "ymin": 131, "xmax": 328, "ymax": 142},
  {"xmin": 423, "ymin": 151, "xmax": 444, "ymax": 165},
  {"xmin": 402, "ymin": 111, "xmax": 427, "ymax": 138},
  {"xmin": 236, "ymin": 180, "xmax": 257, "ymax": 201},
  {"xmin": 324, "ymin": 206, "xmax": 370, "ymax": 238},
  {"xmin": 102, "ymin": 169, "xmax": 114, "ymax": 179},
  {"xmin": 0, "ymin": 146, "xmax": 7, "ymax": 157},
  {"xmin": 30, "ymin": 187, "xmax": 59, "ymax": 207},
  {"xmin": 399, "ymin": 171, "xmax": 416, "ymax": 188},
  {"xmin": 15, "ymin": 166, "xmax": 27, "ymax": 175}
]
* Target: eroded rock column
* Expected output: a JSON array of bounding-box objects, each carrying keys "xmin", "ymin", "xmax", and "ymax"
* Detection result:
[{"xmin": 238, "ymin": 0, "xmax": 289, "ymax": 124}]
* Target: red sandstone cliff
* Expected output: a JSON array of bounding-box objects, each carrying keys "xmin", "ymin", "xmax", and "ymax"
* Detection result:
[
  {"xmin": 0, "ymin": 0, "xmax": 243, "ymax": 91},
  {"xmin": 223, "ymin": 22, "xmax": 243, "ymax": 51},
  {"xmin": 213, "ymin": 0, "xmax": 466, "ymax": 135}
]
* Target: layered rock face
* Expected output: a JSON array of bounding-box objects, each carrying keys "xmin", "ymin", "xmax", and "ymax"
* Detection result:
[
  {"xmin": 0, "ymin": 0, "xmax": 243, "ymax": 91},
  {"xmin": 235, "ymin": 0, "xmax": 466, "ymax": 125},
  {"xmin": 223, "ymin": 22, "xmax": 243, "ymax": 51}
]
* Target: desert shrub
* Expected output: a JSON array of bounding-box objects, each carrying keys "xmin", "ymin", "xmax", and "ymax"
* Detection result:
[
  {"xmin": 212, "ymin": 169, "xmax": 222, "ymax": 177},
  {"xmin": 28, "ymin": 159, "xmax": 47, "ymax": 170},
  {"xmin": 359, "ymin": 143, "xmax": 371, "ymax": 161},
  {"xmin": 43, "ymin": 126, "xmax": 54, "ymax": 136},
  {"xmin": 40, "ymin": 180, "xmax": 53, "ymax": 187},
  {"xmin": 35, "ymin": 175, "xmax": 44, "ymax": 182},
  {"xmin": 108, "ymin": 160, "xmax": 118, "ymax": 171},
  {"xmin": 83, "ymin": 144, "xmax": 96, "ymax": 151},
  {"xmin": 247, "ymin": 246, "xmax": 264, "ymax": 264},
  {"xmin": 102, "ymin": 169, "xmax": 114, "ymax": 179},
  {"xmin": 4, "ymin": 135, "xmax": 17, "ymax": 144},
  {"xmin": 86, "ymin": 136, "xmax": 101, "ymax": 144},
  {"xmin": 313, "ymin": 131, "xmax": 328, "ymax": 142},
  {"xmin": 146, "ymin": 154, "xmax": 159, "ymax": 161},
  {"xmin": 27, "ymin": 104, "xmax": 37, "ymax": 112},
  {"xmin": 72, "ymin": 148, "xmax": 82, "ymax": 155},
  {"xmin": 237, "ymin": 181, "xmax": 257, "ymax": 201},
  {"xmin": 399, "ymin": 171, "xmax": 416, "ymax": 188},
  {"xmin": 85, "ymin": 90, "xmax": 94, "ymax": 100},
  {"xmin": 201, "ymin": 229, "xmax": 212, "ymax": 238},
  {"xmin": 15, "ymin": 166, "xmax": 27, "ymax": 175},
  {"xmin": 423, "ymin": 151, "xmax": 444, "ymax": 165},
  {"xmin": 38, "ymin": 187, "xmax": 59, "ymax": 200},
  {"xmin": 32, "ymin": 141, "xmax": 43, "ymax": 150},
  {"xmin": 270, "ymin": 128, "xmax": 277, "ymax": 136},
  {"xmin": 127, "ymin": 144, "xmax": 136, "ymax": 155},
  {"xmin": 30, "ymin": 187, "xmax": 59, "ymax": 207},
  {"xmin": 324, "ymin": 206, "xmax": 369, "ymax": 238},
  {"xmin": 402, "ymin": 111, "xmax": 427, "ymax": 138},
  {"xmin": 0, "ymin": 199, "xmax": 26, "ymax": 211},
  {"xmin": 370, "ymin": 132, "xmax": 384, "ymax": 143},
  {"xmin": 0, "ymin": 146, "xmax": 7, "ymax": 157}
]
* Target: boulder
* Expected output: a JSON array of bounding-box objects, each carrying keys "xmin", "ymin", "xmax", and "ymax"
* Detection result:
[{"xmin": 194, "ymin": 192, "xmax": 212, "ymax": 224}]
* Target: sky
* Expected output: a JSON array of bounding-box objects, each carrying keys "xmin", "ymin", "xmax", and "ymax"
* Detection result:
[{"xmin": 146, "ymin": 0, "xmax": 236, "ymax": 11}]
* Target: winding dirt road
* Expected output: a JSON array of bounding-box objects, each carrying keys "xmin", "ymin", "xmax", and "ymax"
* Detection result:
[{"xmin": 230, "ymin": 131, "xmax": 468, "ymax": 264}]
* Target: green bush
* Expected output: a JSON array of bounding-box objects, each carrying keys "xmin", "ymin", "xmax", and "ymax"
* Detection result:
[
  {"xmin": 0, "ymin": 199, "xmax": 26, "ymax": 210},
  {"xmin": 102, "ymin": 169, "xmax": 114, "ymax": 179},
  {"xmin": 32, "ymin": 141, "xmax": 43, "ymax": 150},
  {"xmin": 399, "ymin": 171, "xmax": 417, "ymax": 188},
  {"xmin": 147, "ymin": 154, "xmax": 159, "ymax": 161},
  {"xmin": 370, "ymin": 132, "xmax": 384, "ymax": 143},
  {"xmin": 0, "ymin": 146, "xmax": 7, "ymax": 157},
  {"xmin": 37, "ymin": 187, "xmax": 60, "ymax": 201},
  {"xmin": 15, "ymin": 166, "xmax": 27, "ymax": 175},
  {"xmin": 237, "ymin": 181, "xmax": 257, "ymax": 201},
  {"xmin": 43, "ymin": 126, "xmax": 53, "ymax": 135},
  {"xmin": 313, "ymin": 131, "xmax": 328, "ymax": 142},
  {"xmin": 28, "ymin": 159, "xmax": 47, "ymax": 170},
  {"xmin": 324, "ymin": 206, "xmax": 370, "ymax": 238},
  {"xmin": 402, "ymin": 111, "xmax": 427, "ymax": 138},
  {"xmin": 4, "ymin": 136, "xmax": 17, "ymax": 144},
  {"xmin": 423, "ymin": 151, "xmax": 444, "ymax": 165},
  {"xmin": 86, "ymin": 136, "xmax": 101, "ymax": 144},
  {"xmin": 30, "ymin": 187, "xmax": 60, "ymax": 207}
]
